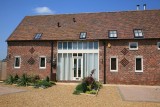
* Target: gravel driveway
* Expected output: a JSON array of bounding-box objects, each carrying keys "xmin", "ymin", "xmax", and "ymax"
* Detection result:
[{"xmin": 0, "ymin": 83, "xmax": 159, "ymax": 107}]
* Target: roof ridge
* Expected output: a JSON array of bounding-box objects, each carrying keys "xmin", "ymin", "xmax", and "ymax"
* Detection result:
[{"xmin": 26, "ymin": 9, "xmax": 160, "ymax": 17}]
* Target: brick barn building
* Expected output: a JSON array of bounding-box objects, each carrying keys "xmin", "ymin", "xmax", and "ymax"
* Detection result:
[{"xmin": 6, "ymin": 9, "xmax": 160, "ymax": 85}]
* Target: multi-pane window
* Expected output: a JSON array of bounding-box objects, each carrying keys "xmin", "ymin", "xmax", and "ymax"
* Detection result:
[
  {"xmin": 34, "ymin": 33, "xmax": 42, "ymax": 40},
  {"xmin": 134, "ymin": 29, "xmax": 143, "ymax": 38},
  {"xmin": 110, "ymin": 57, "xmax": 118, "ymax": 72},
  {"xmin": 58, "ymin": 41, "xmax": 98, "ymax": 50},
  {"xmin": 79, "ymin": 32, "xmax": 87, "ymax": 39},
  {"xmin": 14, "ymin": 56, "xmax": 21, "ymax": 68},
  {"xmin": 129, "ymin": 42, "xmax": 138, "ymax": 50},
  {"xmin": 157, "ymin": 42, "xmax": 160, "ymax": 50},
  {"xmin": 40, "ymin": 56, "xmax": 46, "ymax": 69},
  {"xmin": 109, "ymin": 30, "xmax": 117, "ymax": 38},
  {"xmin": 135, "ymin": 57, "xmax": 143, "ymax": 72}
]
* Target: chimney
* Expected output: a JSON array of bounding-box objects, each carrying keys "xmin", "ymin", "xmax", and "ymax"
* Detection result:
[
  {"xmin": 143, "ymin": 4, "xmax": 146, "ymax": 10},
  {"xmin": 136, "ymin": 5, "xmax": 140, "ymax": 10}
]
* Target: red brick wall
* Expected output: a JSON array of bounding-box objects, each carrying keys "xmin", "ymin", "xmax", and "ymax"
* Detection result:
[
  {"xmin": 7, "ymin": 41, "xmax": 57, "ymax": 79},
  {"xmin": 99, "ymin": 39, "xmax": 160, "ymax": 85},
  {"xmin": 7, "ymin": 40, "xmax": 160, "ymax": 85}
]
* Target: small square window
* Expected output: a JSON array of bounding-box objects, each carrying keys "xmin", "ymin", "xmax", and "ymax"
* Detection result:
[
  {"xmin": 80, "ymin": 32, "xmax": 87, "ymax": 39},
  {"xmin": 109, "ymin": 30, "xmax": 117, "ymax": 38},
  {"xmin": 34, "ymin": 33, "xmax": 42, "ymax": 40},
  {"xmin": 134, "ymin": 29, "xmax": 143, "ymax": 38},
  {"xmin": 129, "ymin": 42, "xmax": 138, "ymax": 50},
  {"xmin": 157, "ymin": 42, "xmax": 160, "ymax": 50},
  {"xmin": 39, "ymin": 56, "xmax": 46, "ymax": 69}
]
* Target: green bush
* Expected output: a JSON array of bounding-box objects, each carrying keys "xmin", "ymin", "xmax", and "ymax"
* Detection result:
[
  {"xmin": 34, "ymin": 80, "xmax": 55, "ymax": 88},
  {"xmin": 73, "ymin": 69, "xmax": 102, "ymax": 95},
  {"xmin": 73, "ymin": 90, "xmax": 81, "ymax": 95},
  {"xmin": 17, "ymin": 74, "xmax": 30, "ymax": 86},
  {"xmin": 85, "ymin": 90, "xmax": 97, "ymax": 94},
  {"xmin": 5, "ymin": 75, "xmax": 14, "ymax": 84},
  {"xmin": 30, "ymin": 75, "xmax": 40, "ymax": 85},
  {"xmin": 14, "ymin": 74, "xmax": 19, "ymax": 83},
  {"xmin": 45, "ymin": 76, "xmax": 50, "ymax": 82}
]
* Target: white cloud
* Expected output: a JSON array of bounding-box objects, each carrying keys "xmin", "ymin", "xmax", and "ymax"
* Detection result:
[{"xmin": 34, "ymin": 7, "xmax": 55, "ymax": 14}]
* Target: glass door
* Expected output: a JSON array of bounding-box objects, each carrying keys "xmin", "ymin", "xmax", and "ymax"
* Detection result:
[{"xmin": 73, "ymin": 57, "xmax": 83, "ymax": 80}]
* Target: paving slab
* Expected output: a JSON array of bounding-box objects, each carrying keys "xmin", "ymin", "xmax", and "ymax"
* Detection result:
[
  {"xmin": 0, "ymin": 86, "xmax": 26, "ymax": 95},
  {"xmin": 118, "ymin": 85, "xmax": 160, "ymax": 102}
]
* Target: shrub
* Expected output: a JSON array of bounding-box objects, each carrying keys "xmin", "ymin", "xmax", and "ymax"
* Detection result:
[
  {"xmin": 85, "ymin": 90, "xmax": 97, "ymax": 94},
  {"xmin": 14, "ymin": 74, "xmax": 19, "ymax": 83},
  {"xmin": 5, "ymin": 75, "xmax": 14, "ymax": 84},
  {"xmin": 30, "ymin": 75, "xmax": 40, "ymax": 85},
  {"xmin": 73, "ymin": 69, "xmax": 102, "ymax": 95},
  {"xmin": 45, "ymin": 76, "xmax": 50, "ymax": 82},
  {"xmin": 34, "ymin": 80, "xmax": 55, "ymax": 89},
  {"xmin": 17, "ymin": 74, "xmax": 30, "ymax": 86}
]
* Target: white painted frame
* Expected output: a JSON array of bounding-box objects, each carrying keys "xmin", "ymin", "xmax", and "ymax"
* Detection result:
[
  {"xmin": 135, "ymin": 56, "xmax": 143, "ymax": 72},
  {"xmin": 39, "ymin": 56, "xmax": 46, "ymax": 69},
  {"xmin": 14, "ymin": 56, "xmax": 21, "ymax": 69},
  {"xmin": 110, "ymin": 56, "xmax": 118, "ymax": 72},
  {"xmin": 72, "ymin": 56, "xmax": 83, "ymax": 80},
  {"xmin": 129, "ymin": 42, "xmax": 138, "ymax": 50},
  {"xmin": 57, "ymin": 41, "xmax": 99, "ymax": 81},
  {"xmin": 157, "ymin": 42, "xmax": 160, "ymax": 50}
]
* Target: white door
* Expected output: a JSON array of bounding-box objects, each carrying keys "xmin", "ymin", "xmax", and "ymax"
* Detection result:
[{"xmin": 73, "ymin": 57, "xmax": 83, "ymax": 80}]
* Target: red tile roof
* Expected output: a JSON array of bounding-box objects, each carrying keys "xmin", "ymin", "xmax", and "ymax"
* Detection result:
[{"xmin": 7, "ymin": 10, "xmax": 160, "ymax": 41}]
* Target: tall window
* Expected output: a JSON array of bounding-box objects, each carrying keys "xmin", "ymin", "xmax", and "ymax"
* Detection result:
[
  {"xmin": 110, "ymin": 57, "xmax": 118, "ymax": 72},
  {"xmin": 14, "ymin": 56, "xmax": 21, "ymax": 68},
  {"xmin": 135, "ymin": 56, "xmax": 143, "ymax": 72},
  {"xmin": 39, "ymin": 56, "xmax": 46, "ymax": 69},
  {"xmin": 134, "ymin": 29, "xmax": 143, "ymax": 38},
  {"xmin": 109, "ymin": 30, "xmax": 117, "ymax": 38}
]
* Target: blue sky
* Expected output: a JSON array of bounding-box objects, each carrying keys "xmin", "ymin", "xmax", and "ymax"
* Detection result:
[{"xmin": 0, "ymin": 0, "xmax": 159, "ymax": 60}]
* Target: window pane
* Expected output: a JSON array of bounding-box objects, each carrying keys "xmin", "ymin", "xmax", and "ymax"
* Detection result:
[
  {"xmin": 15, "ymin": 57, "xmax": 20, "ymax": 67},
  {"xmin": 134, "ymin": 30, "xmax": 143, "ymax": 37},
  {"xmin": 83, "ymin": 42, "xmax": 87, "ymax": 49},
  {"xmin": 68, "ymin": 42, "xmax": 72, "ymax": 50},
  {"xmin": 88, "ymin": 42, "xmax": 93, "ymax": 49},
  {"xmin": 78, "ymin": 42, "xmax": 82, "ymax": 49},
  {"xmin": 94, "ymin": 41, "xmax": 98, "ymax": 49},
  {"xmin": 111, "ymin": 58, "xmax": 116, "ymax": 70},
  {"xmin": 130, "ymin": 43, "xmax": 137, "ymax": 48},
  {"xmin": 158, "ymin": 43, "xmax": 160, "ymax": 48},
  {"xmin": 40, "ymin": 58, "xmax": 45, "ymax": 67},
  {"xmin": 63, "ymin": 42, "xmax": 67, "ymax": 50},
  {"xmin": 136, "ymin": 58, "xmax": 142, "ymax": 70},
  {"xmin": 73, "ymin": 42, "xmax": 77, "ymax": 49},
  {"xmin": 109, "ymin": 31, "xmax": 117, "ymax": 38},
  {"xmin": 58, "ymin": 42, "xmax": 62, "ymax": 50}
]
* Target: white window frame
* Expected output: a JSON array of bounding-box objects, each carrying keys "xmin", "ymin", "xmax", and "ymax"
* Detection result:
[
  {"xmin": 109, "ymin": 30, "xmax": 117, "ymax": 38},
  {"xmin": 110, "ymin": 56, "xmax": 118, "ymax": 72},
  {"xmin": 14, "ymin": 56, "xmax": 21, "ymax": 69},
  {"xmin": 39, "ymin": 56, "xmax": 46, "ymax": 69},
  {"xmin": 157, "ymin": 42, "xmax": 160, "ymax": 50},
  {"xmin": 135, "ymin": 56, "xmax": 143, "ymax": 72},
  {"xmin": 134, "ymin": 29, "xmax": 143, "ymax": 38},
  {"xmin": 129, "ymin": 42, "xmax": 138, "ymax": 50}
]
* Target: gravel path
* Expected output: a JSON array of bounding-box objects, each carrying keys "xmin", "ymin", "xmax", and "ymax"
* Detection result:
[{"xmin": 0, "ymin": 83, "xmax": 159, "ymax": 107}]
